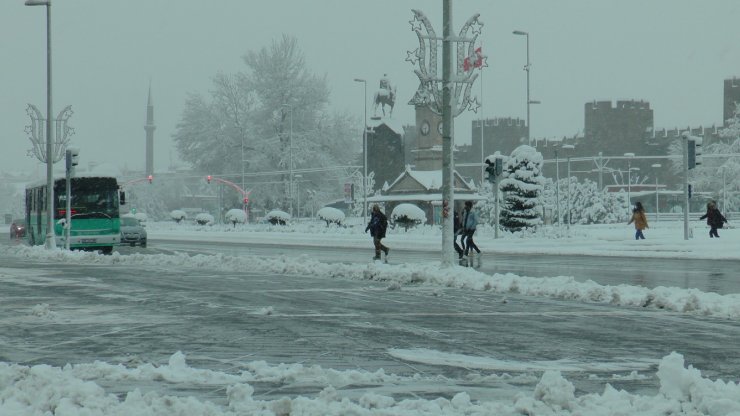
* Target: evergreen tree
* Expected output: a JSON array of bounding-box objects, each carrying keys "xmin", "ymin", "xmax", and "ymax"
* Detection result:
[{"xmin": 499, "ymin": 145, "xmax": 545, "ymax": 232}]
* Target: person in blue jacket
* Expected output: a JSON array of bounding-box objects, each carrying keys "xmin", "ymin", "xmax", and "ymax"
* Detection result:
[{"xmin": 462, "ymin": 200, "xmax": 480, "ymax": 256}]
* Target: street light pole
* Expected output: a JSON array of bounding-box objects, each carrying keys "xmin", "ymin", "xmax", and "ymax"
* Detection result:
[
  {"xmin": 281, "ymin": 104, "xmax": 293, "ymax": 217},
  {"xmin": 353, "ymin": 78, "xmax": 368, "ymax": 226},
  {"xmin": 554, "ymin": 148, "xmax": 560, "ymax": 225},
  {"xmin": 624, "ymin": 153, "xmax": 635, "ymax": 213},
  {"xmin": 652, "ymin": 163, "xmax": 661, "ymax": 223},
  {"xmin": 27, "ymin": 0, "xmax": 56, "ymax": 249},
  {"xmin": 513, "ymin": 30, "xmax": 531, "ymax": 146},
  {"xmin": 562, "ymin": 145, "xmax": 574, "ymax": 229}
]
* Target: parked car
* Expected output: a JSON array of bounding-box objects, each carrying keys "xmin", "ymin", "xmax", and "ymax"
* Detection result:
[
  {"xmin": 10, "ymin": 219, "xmax": 26, "ymax": 239},
  {"xmin": 120, "ymin": 215, "xmax": 147, "ymax": 247}
]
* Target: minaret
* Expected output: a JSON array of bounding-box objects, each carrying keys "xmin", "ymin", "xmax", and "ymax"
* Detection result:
[{"xmin": 144, "ymin": 85, "xmax": 156, "ymax": 176}]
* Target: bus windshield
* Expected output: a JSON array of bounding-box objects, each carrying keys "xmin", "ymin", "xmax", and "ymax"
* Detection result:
[{"xmin": 55, "ymin": 178, "xmax": 120, "ymax": 219}]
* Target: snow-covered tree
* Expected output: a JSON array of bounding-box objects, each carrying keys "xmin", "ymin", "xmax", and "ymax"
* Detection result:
[
  {"xmin": 390, "ymin": 203, "xmax": 426, "ymax": 231},
  {"xmin": 225, "ymin": 209, "xmax": 247, "ymax": 227},
  {"xmin": 543, "ymin": 177, "xmax": 626, "ymax": 224},
  {"xmin": 317, "ymin": 207, "xmax": 345, "ymax": 226},
  {"xmin": 265, "ymin": 210, "xmax": 291, "ymax": 225},
  {"xmin": 170, "ymin": 210, "xmax": 187, "ymax": 223},
  {"xmin": 498, "ymin": 145, "xmax": 545, "ymax": 232},
  {"xmin": 173, "ymin": 35, "xmax": 358, "ymax": 215},
  {"xmin": 195, "ymin": 213, "xmax": 215, "ymax": 226}
]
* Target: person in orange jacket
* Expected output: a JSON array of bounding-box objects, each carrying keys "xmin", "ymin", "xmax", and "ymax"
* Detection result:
[{"xmin": 627, "ymin": 201, "xmax": 648, "ymax": 240}]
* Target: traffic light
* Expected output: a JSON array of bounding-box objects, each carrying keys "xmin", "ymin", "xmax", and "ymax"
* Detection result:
[
  {"xmin": 687, "ymin": 136, "xmax": 703, "ymax": 170},
  {"xmin": 484, "ymin": 160, "xmax": 497, "ymax": 183},
  {"xmin": 484, "ymin": 155, "xmax": 504, "ymax": 183},
  {"xmin": 65, "ymin": 147, "xmax": 79, "ymax": 171},
  {"xmin": 147, "ymin": 175, "xmax": 153, "ymax": 184},
  {"xmin": 207, "ymin": 175, "xmax": 212, "ymax": 184},
  {"xmin": 243, "ymin": 197, "xmax": 249, "ymax": 204}
]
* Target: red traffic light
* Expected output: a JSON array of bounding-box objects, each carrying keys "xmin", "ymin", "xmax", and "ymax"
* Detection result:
[
  {"xmin": 207, "ymin": 175, "xmax": 212, "ymax": 184},
  {"xmin": 147, "ymin": 175, "xmax": 153, "ymax": 184},
  {"xmin": 243, "ymin": 197, "xmax": 249, "ymax": 204}
]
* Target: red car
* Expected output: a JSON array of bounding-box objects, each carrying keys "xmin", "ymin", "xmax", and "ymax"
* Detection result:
[{"xmin": 10, "ymin": 219, "xmax": 26, "ymax": 239}]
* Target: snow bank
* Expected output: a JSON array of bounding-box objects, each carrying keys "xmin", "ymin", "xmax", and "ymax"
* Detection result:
[
  {"xmin": 1, "ymin": 351, "xmax": 737, "ymax": 415},
  {"xmin": 4, "ymin": 244, "xmax": 740, "ymax": 319}
]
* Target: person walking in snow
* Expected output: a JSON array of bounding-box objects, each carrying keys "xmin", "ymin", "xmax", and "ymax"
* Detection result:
[
  {"xmin": 453, "ymin": 208, "xmax": 465, "ymax": 259},
  {"xmin": 627, "ymin": 201, "xmax": 648, "ymax": 240},
  {"xmin": 462, "ymin": 201, "xmax": 480, "ymax": 256},
  {"xmin": 699, "ymin": 200, "xmax": 727, "ymax": 238},
  {"xmin": 365, "ymin": 204, "xmax": 389, "ymax": 260}
]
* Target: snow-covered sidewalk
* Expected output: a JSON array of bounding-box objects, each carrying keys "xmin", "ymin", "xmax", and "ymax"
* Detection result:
[{"xmin": 149, "ymin": 219, "xmax": 740, "ymax": 261}]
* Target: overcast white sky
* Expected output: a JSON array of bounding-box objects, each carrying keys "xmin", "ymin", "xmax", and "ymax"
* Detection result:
[{"xmin": 2, "ymin": 0, "xmax": 739, "ymax": 175}]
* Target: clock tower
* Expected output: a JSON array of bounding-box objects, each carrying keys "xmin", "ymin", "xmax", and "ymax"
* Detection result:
[{"xmin": 414, "ymin": 105, "xmax": 444, "ymax": 171}]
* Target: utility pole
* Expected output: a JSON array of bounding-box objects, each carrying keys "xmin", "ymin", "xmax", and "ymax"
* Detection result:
[{"xmin": 441, "ymin": 0, "xmax": 455, "ymax": 266}]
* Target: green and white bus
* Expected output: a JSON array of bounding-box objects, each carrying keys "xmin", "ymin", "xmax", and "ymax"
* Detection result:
[{"xmin": 25, "ymin": 176, "xmax": 123, "ymax": 254}]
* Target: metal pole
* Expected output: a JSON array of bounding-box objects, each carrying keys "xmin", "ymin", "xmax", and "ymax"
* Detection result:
[
  {"xmin": 723, "ymin": 168, "xmax": 726, "ymax": 213},
  {"xmin": 480, "ymin": 67, "xmax": 484, "ymax": 186},
  {"xmin": 555, "ymin": 149, "xmax": 560, "ymax": 225},
  {"xmin": 655, "ymin": 175, "xmax": 659, "ymax": 223},
  {"xmin": 65, "ymin": 152, "xmax": 71, "ymax": 250},
  {"xmin": 289, "ymin": 107, "xmax": 293, "ymax": 217},
  {"xmin": 598, "ymin": 152, "xmax": 603, "ymax": 190},
  {"xmin": 567, "ymin": 156, "xmax": 571, "ymax": 230},
  {"xmin": 363, "ymin": 81, "xmax": 367, "ymax": 225},
  {"xmin": 682, "ymin": 134, "xmax": 689, "ymax": 240},
  {"xmin": 525, "ymin": 33, "xmax": 530, "ymax": 146},
  {"xmin": 441, "ymin": 0, "xmax": 455, "ymax": 266},
  {"xmin": 494, "ymin": 176, "xmax": 499, "ymax": 238},
  {"xmin": 45, "ymin": 2, "xmax": 55, "ymax": 249},
  {"xmin": 627, "ymin": 159, "xmax": 631, "ymax": 212},
  {"xmin": 353, "ymin": 78, "xmax": 368, "ymax": 225}
]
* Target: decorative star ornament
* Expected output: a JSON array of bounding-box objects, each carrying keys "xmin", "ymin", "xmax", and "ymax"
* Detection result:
[{"xmin": 405, "ymin": 49, "xmax": 420, "ymax": 66}]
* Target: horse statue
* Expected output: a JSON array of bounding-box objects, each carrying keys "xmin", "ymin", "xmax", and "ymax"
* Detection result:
[{"xmin": 373, "ymin": 74, "xmax": 396, "ymax": 118}]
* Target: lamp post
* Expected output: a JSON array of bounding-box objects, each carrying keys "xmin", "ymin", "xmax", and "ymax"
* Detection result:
[
  {"xmin": 624, "ymin": 153, "xmax": 635, "ymax": 211},
  {"xmin": 281, "ymin": 104, "xmax": 293, "ymax": 217},
  {"xmin": 26, "ymin": 0, "xmax": 56, "ymax": 249},
  {"xmin": 652, "ymin": 163, "xmax": 661, "ymax": 223},
  {"xmin": 562, "ymin": 145, "xmax": 574, "ymax": 229},
  {"xmin": 353, "ymin": 78, "xmax": 368, "ymax": 226},
  {"xmin": 554, "ymin": 147, "xmax": 560, "ymax": 225},
  {"xmin": 513, "ymin": 30, "xmax": 539, "ymax": 145},
  {"xmin": 294, "ymin": 174, "xmax": 303, "ymax": 219}
]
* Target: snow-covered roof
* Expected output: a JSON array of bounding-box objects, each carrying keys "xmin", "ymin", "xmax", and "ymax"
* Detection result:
[
  {"xmin": 386, "ymin": 168, "xmax": 475, "ymax": 192},
  {"xmin": 367, "ymin": 193, "xmax": 487, "ymax": 203}
]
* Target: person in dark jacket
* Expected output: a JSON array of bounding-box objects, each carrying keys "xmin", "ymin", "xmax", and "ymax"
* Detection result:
[
  {"xmin": 453, "ymin": 209, "xmax": 465, "ymax": 259},
  {"xmin": 699, "ymin": 200, "xmax": 727, "ymax": 238},
  {"xmin": 627, "ymin": 201, "xmax": 648, "ymax": 240},
  {"xmin": 365, "ymin": 204, "xmax": 389, "ymax": 260},
  {"xmin": 462, "ymin": 201, "xmax": 480, "ymax": 256}
]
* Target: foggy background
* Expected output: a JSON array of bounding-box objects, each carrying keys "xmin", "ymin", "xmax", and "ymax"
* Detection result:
[{"xmin": 2, "ymin": 0, "xmax": 738, "ymax": 175}]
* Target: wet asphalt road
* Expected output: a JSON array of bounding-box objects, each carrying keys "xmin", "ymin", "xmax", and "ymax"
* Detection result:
[{"xmin": 1, "ymin": 238, "xmax": 739, "ymax": 404}]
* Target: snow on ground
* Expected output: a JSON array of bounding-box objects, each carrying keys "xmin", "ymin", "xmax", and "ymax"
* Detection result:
[{"xmin": 2, "ymin": 220, "xmax": 740, "ymax": 415}]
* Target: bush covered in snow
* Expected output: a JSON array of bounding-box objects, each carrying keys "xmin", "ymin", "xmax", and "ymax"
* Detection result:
[
  {"xmin": 225, "ymin": 209, "xmax": 247, "ymax": 227},
  {"xmin": 391, "ymin": 203, "xmax": 426, "ymax": 231},
  {"xmin": 195, "ymin": 213, "xmax": 215, "ymax": 226},
  {"xmin": 499, "ymin": 145, "xmax": 545, "ymax": 232},
  {"xmin": 317, "ymin": 207, "xmax": 345, "ymax": 226},
  {"xmin": 170, "ymin": 210, "xmax": 187, "ymax": 223},
  {"xmin": 543, "ymin": 177, "xmax": 627, "ymax": 224},
  {"xmin": 265, "ymin": 210, "xmax": 291, "ymax": 225}
]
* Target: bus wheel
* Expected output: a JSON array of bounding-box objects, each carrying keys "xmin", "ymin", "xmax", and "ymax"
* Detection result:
[{"xmin": 100, "ymin": 246, "xmax": 113, "ymax": 255}]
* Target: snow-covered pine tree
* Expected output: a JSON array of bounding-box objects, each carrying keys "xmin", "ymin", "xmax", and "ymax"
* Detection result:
[{"xmin": 499, "ymin": 145, "xmax": 545, "ymax": 232}]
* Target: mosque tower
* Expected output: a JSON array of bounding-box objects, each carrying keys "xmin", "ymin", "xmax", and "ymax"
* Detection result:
[{"xmin": 144, "ymin": 85, "xmax": 156, "ymax": 176}]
